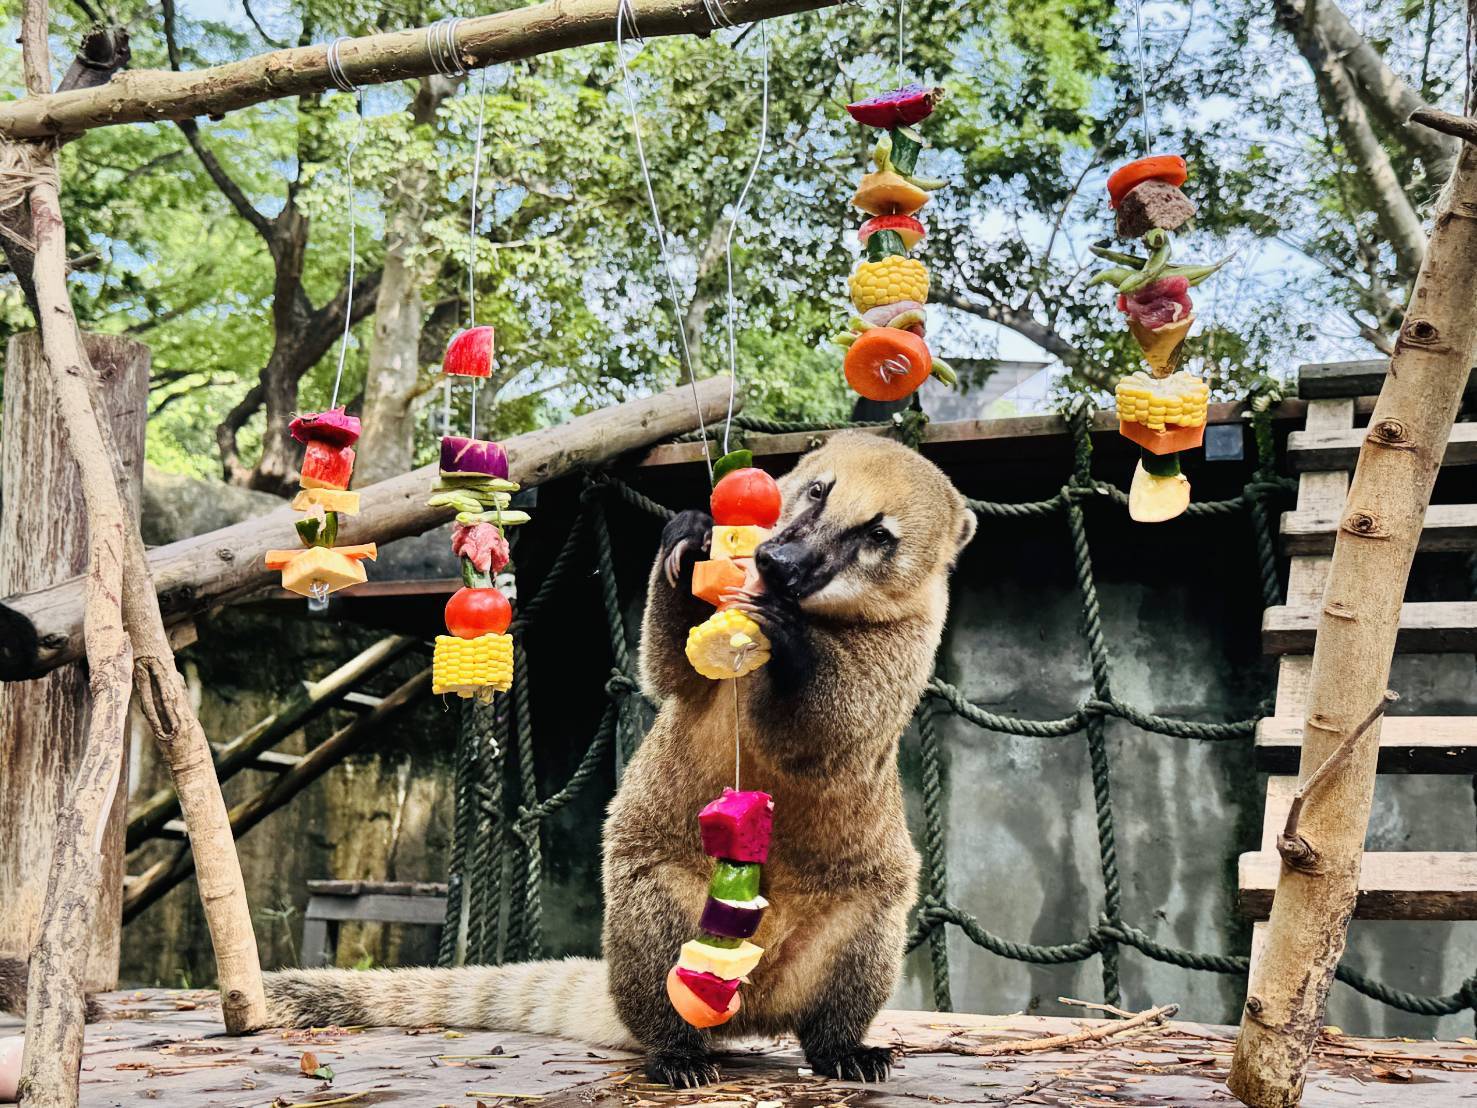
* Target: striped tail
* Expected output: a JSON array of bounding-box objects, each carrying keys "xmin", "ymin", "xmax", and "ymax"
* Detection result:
[{"xmin": 263, "ymin": 958, "xmax": 634, "ymax": 1049}]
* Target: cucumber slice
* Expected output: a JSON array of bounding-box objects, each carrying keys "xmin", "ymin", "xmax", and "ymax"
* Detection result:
[
  {"xmin": 1140, "ymin": 448, "xmax": 1182, "ymax": 478},
  {"xmin": 888, "ymin": 126, "xmax": 923, "ymax": 175},
  {"xmin": 713, "ymin": 449, "xmax": 753, "ymax": 485},
  {"xmin": 865, "ymin": 230, "xmax": 908, "ymax": 262},
  {"xmin": 708, "ymin": 860, "xmax": 761, "ymax": 902},
  {"xmin": 695, "ymin": 931, "xmax": 742, "ymax": 950}
]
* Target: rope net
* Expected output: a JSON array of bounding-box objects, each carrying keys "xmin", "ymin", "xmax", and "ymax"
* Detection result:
[{"xmin": 438, "ymin": 405, "xmax": 1477, "ymax": 1023}]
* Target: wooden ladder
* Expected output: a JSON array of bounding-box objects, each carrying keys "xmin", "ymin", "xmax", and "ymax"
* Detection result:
[{"xmin": 1242, "ymin": 359, "xmax": 1477, "ymax": 966}]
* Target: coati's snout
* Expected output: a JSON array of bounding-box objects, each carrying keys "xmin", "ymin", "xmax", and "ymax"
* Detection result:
[{"xmin": 761, "ymin": 432, "xmax": 977, "ymax": 622}]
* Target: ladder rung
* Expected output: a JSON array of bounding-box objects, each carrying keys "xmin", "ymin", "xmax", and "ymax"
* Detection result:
[
  {"xmin": 1296, "ymin": 359, "xmax": 1477, "ymax": 401},
  {"xmin": 159, "ymin": 819, "xmax": 189, "ymax": 840},
  {"xmin": 1286, "ymin": 422, "xmax": 1477, "ymax": 472},
  {"xmin": 1263, "ymin": 602, "xmax": 1477, "ymax": 654},
  {"xmin": 341, "ymin": 691, "xmax": 385, "ymax": 712},
  {"xmin": 1239, "ymin": 851, "xmax": 1477, "ymax": 920},
  {"xmin": 1255, "ymin": 717, "xmax": 1477, "ymax": 773},
  {"xmin": 1280, "ymin": 503, "xmax": 1477, "ymax": 556}
]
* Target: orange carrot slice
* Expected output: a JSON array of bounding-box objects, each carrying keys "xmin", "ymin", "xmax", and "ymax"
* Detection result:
[
  {"xmin": 843, "ymin": 328, "xmax": 932, "ymax": 401},
  {"xmin": 1107, "ymin": 155, "xmax": 1188, "ymax": 208}
]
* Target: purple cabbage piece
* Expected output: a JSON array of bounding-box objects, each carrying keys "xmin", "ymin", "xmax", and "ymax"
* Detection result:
[
  {"xmin": 440, "ymin": 435, "xmax": 510, "ymax": 479},
  {"xmin": 698, "ymin": 896, "xmax": 766, "ymax": 940}
]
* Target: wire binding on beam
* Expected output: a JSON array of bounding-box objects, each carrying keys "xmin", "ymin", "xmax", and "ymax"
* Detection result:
[
  {"xmin": 325, "ymin": 37, "xmax": 355, "ymax": 93},
  {"xmin": 427, "ymin": 17, "xmax": 469, "ymax": 78}
]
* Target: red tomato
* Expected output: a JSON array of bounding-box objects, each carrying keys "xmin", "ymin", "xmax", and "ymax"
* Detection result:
[
  {"xmin": 445, "ymin": 586, "xmax": 512, "ymax": 639},
  {"xmin": 711, "ymin": 468, "xmax": 782, "ymax": 527}
]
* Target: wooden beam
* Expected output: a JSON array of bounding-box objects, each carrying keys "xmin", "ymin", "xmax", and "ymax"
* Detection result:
[
  {"xmin": 1297, "ymin": 358, "xmax": 1477, "ymax": 401},
  {"xmin": 1255, "ymin": 716, "xmax": 1477, "ymax": 773},
  {"xmin": 640, "ymin": 397, "xmax": 1317, "ymax": 467},
  {"xmin": 126, "ymin": 633, "xmax": 416, "ymax": 850},
  {"xmin": 1238, "ymin": 851, "xmax": 1477, "ymax": 920},
  {"xmin": 1281, "ymin": 502, "xmax": 1477, "ymax": 555},
  {"xmin": 0, "ymin": 376, "xmax": 736, "ymax": 681},
  {"xmin": 1285, "ymin": 421, "xmax": 1477, "ymax": 471},
  {"xmin": 123, "ymin": 667, "xmax": 431, "ymax": 921},
  {"xmin": 0, "ymin": 0, "xmax": 843, "ymax": 140},
  {"xmin": 1263, "ymin": 601, "xmax": 1477, "ymax": 654}
]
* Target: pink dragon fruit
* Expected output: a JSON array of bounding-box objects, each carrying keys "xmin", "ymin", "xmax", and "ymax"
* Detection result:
[
  {"xmin": 289, "ymin": 406, "xmax": 361, "ymax": 447},
  {"xmin": 699, "ymin": 789, "xmax": 773, "ymax": 864},
  {"xmin": 1118, "ymin": 275, "xmax": 1192, "ymax": 331},
  {"xmin": 675, "ymin": 968, "xmax": 741, "ymax": 1012},
  {"xmin": 451, "ymin": 522, "xmax": 510, "ymax": 574},
  {"xmin": 845, "ymin": 84, "xmax": 944, "ymax": 129}
]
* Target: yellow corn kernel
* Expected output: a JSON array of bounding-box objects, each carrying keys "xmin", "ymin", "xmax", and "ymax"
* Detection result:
[
  {"xmin": 848, "ymin": 256, "xmax": 929, "ymax": 313},
  {"xmin": 1114, "ymin": 371, "xmax": 1209, "ymax": 432},
  {"xmin": 433, "ymin": 633, "xmax": 514, "ymax": 697},
  {"xmin": 686, "ymin": 609, "xmax": 770, "ymax": 680}
]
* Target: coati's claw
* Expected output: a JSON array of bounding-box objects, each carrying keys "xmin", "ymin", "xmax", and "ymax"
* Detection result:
[
  {"xmin": 645, "ymin": 1051, "xmax": 720, "ymax": 1088},
  {"xmin": 663, "ymin": 540, "xmax": 689, "ymax": 587},
  {"xmin": 810, "ymin": 1045, "xmax": 894, "ymax": 1083},
  {"xmin": 660, "ymin": 509, "xmax": 712, "ymax": 588}
]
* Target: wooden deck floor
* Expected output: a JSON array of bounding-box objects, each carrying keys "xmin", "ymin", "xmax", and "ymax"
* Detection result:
[{"xmin": 5, "ymin": 990, "xmax": 1477, "ymax": 1106}]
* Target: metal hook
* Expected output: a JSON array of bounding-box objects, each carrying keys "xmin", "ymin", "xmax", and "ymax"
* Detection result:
[
  {"xmin": 700, "ymin": 0, "xmax": 736, "ymax": 30},
  {"xmin": 616, "ymin": 0, "xmax": 645, "ymax": 46}
]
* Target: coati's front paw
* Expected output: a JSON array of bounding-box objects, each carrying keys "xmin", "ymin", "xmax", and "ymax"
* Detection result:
[
  {"xmin": 661, "ymin": 509, "xmax": 713, "ymax": 587},
  {"xmin": 808, "ymin": 1044, "xmax": 894, "ymax": 1083},
  {"xmin": 645, "ymin": 1050, "xmax": 720, "ymax": 1088}
]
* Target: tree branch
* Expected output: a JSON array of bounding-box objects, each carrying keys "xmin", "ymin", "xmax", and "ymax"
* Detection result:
[
  {"xmin": 0, "ymin": 0, "xmax": 848, "ymax": 139},
  {"xmin": 934, "ymin": 288, "xmax": 1096, "ymax": 380}
]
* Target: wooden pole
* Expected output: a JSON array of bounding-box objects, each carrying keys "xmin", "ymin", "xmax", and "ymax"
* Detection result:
[
  {"xmin": 13, "ymin": 6, "xmax": 135, "ymax": 1102},
  {"xmin": 0, "ymin": 334, "xmax": 146, "ymax": 992},
  {"xmin": 0, "ymin": 0, "xmax": 843, "ymax": 140},
  {"xmin": 0, "ymin": 374, "xmax": 739, "ymax": 680},
  {"xmin": 1227, "ymin": 136, "xmax": 1477, "ymax": 1105}
]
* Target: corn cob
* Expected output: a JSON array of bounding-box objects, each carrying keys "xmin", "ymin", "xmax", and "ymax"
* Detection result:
[
  {"xmin": 685, "ymin": 609, "xmax": 771, "ymax": 680},
  {"xmin": 433, "ymin": 632, "xmax": 514, "ymax": 697},
  {"xmin": 848, "ymin": 256, "xmax": 929, "ymax": 314},
  {"xmin": 1114, "ymin": 370, "xmax": 1208, "ymax": 432}
]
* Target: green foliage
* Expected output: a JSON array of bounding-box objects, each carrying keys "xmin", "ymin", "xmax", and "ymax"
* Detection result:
[{"xmin": 0, "ymin": 0, "xmax": 1461, "ymax": 476}]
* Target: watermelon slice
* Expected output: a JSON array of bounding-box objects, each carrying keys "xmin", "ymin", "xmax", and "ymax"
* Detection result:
[
  {"xmin": 444, "ymin": 325, "xmax": 495, "ymax": 378},
  {"xmin": 845, "ymin": 84, "xmax": 944, "ymax": 129},
  {"xmin": 301, "ymin": 440, "xmax": 355, "ymax": 490},
  {"xmin": 858, "ymin": 214, "xmax": 925, "ymax": 251}
]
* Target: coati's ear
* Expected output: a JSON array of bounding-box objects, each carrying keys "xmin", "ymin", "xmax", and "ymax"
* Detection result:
[{"xmin": 949, "ymin": 503, "xmax": 977, "ymax": 567}]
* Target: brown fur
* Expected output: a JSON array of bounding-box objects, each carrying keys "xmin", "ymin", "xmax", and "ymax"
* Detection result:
[{"xmin": 262, "ymin": 434, "xmax": 976, "ymax": 1087}]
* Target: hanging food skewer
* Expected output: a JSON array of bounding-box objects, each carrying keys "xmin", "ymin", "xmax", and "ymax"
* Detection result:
[
  {"xmin": 429, "ymin": 325, "xmax": 531, "ymax": 700},
  {"xmin": 1091, "ymin": 155, "xmax": 1227, "ymax": 523},
  {"xmin": 832, "ymin": 85, "xmax": 957, "ymax": 402},
  {"xmin": 264, "ymin": 406, "xmax": 377, "ymax": 607}
]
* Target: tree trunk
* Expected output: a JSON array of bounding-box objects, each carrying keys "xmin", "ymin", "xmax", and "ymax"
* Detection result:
[
  {"xmin": 356, "ymin": 77, "xmax": 456, "ymax": 486},
  {"xmin": 1227, "ymin": 139, "xmax": 1477, "ymax": 1108},
  {"xmin": 0, "ymin": 332, "xmax": 147, "ymax": 993}
]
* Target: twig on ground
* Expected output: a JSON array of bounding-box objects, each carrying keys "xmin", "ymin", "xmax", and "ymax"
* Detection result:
[{"xmin": 944, "ymin": 1003, "xmax": 1180, "ymax": 1057}]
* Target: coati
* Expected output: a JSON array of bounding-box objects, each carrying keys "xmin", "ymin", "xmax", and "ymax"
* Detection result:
[{"xmin": 180, "ymin": 433, "xmax": 976, "ymax": 1087}]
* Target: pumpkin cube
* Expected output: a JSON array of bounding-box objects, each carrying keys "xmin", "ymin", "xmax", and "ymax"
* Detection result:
[
  {"xmin": 279, "ymin": 547, "xmax": 367, "ymax": 597},
  {"xmin": 692, "ymin": 559, "xmax": 746, "ymax": 607}
]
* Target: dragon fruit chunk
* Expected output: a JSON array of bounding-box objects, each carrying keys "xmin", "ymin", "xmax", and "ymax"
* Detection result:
[
  {"xmin": 441, "ymin": 435, "xmax": 510, "ymax": 479},
  {"xmin": 452, "ymin": 522, "xmax": 511, "ymax": 574},
  {"xmin": 699, "ymin": 788, "xmax": 774, "ymax": 863},
  {"xmin": 290, "ymin": 406, "xmax": 361, "ymax": 447},
  {"xmin": 1120, "ymin": 276, "xmax": 1193, "ymax": 332},
  {"xmin": 675, "ymin": 968, "xmax": 741, "ymax": 1013},
  {"xmin": 845, "ymin": 84, "xmax": 944, "ymax": 129}
]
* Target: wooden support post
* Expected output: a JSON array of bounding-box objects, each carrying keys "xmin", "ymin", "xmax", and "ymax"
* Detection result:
[
  {"xmin": 1227, "ymin": 135, "xmax": 1477, "ymax": 1105},
  {"xmin": 0, "ymin": 334, "xmax": 146, "ymax": 991}
]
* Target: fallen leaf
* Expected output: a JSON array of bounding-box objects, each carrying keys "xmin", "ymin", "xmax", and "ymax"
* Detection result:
[
  {"xmin": 1371, "ymin": 1064, "xmax": 1413, "ymax": 1082},
  {"xmin": 444, "ymin": 1030, "xmax": 465, "ymax": 1039}
]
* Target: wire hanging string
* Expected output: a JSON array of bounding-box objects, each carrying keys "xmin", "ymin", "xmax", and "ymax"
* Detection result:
[
  {"xmin": 896, "ymin": 0, "xmax": 905, "ymax": 87},
  {"xmin": 327, "ymin": 38, "xmax": 364, "ymax": 410},
  {"xmin": 467, "ymin": 65, "xmax": 490, "ymax": 327},
  {"xmin": 1132, "ymin": 0, "xmax": 1151, "ymax": 154},
  {"xmin": 720, "ymin": 21, "xmax": 770, "ymax": 455},
  {"xmin": 615, "ymin": 0, "xmax": 714, "ymax": 483}
]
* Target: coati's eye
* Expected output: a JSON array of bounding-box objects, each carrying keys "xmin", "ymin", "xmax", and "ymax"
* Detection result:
[
  {"xmin": 868, "ymin": 525, "xmax": 894, "ymax": 545},
  {"xmin": 807, "ymin": 481, "xmax": 826, "ymax": 501}
]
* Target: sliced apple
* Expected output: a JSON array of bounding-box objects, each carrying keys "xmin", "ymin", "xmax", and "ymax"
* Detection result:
[{"xmin": 1129, "ymin": 459, "xmax": 1191, "ymax": 523}]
